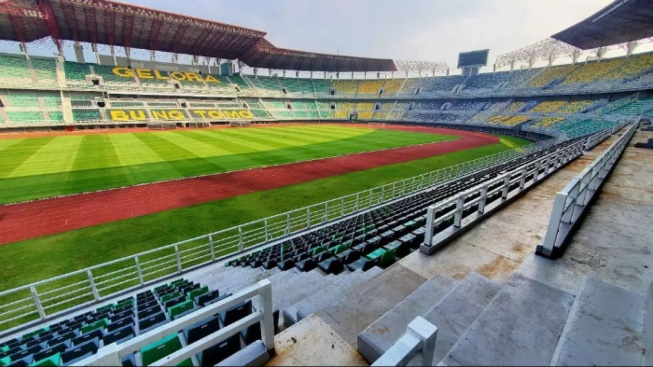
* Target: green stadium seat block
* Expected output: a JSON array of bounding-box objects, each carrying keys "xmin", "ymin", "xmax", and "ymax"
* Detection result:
[
  {"xmin": 168, "ymin": 300, "xmax": 195, "ymax": 320},
  {"xmin": 140, "ymin": 333, "xmax": 191, "ymax": 367},
  {"xmin": 169, "ymin": 279, "xmax": 186, "ymax": 287},
  {"xmin": 365, "ymin": 248, "xmax": 386, "ymax": 261},
  {"xmin": 80, "ymin": 318, "xmax": 108, "ymax": 335},
  {"xmin": 160, "ymin": 291, "xmax": 181, "ymax": 304},
  {"xmin": 154, "ymin": 284, "xmax": 168, "ymax": 293},
  {"xmin": 30, "ymin": 352, "xmax": 61, "ymax": 366},
  {"xmin": 0, "ymin": 356, "xmax": 10, "ymax": 366},
  {"xmin": 186, "ymin": 286, "xmax": 209, "ymax": 301},
  {"xmin": 379, "ymin": 248, "xmax": 397, "ymax": 268},
  {"xmin": 1, "ymin": 345, "xmax": 8, "ymax": 352},
  {"xmin": 22, "ymin": 327, "xmax": 48, "ymax": 340},
  {"xmin": 96, "ymin": 304, "xmax": 114, "ymax": 313}
]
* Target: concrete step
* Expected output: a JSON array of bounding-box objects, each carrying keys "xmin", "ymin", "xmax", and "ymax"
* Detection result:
[
  {"xmin": 423, "ymin": 272, "xmax": 501, "ymax": 365},
  {"xmin": 283, "ymin": 267, "xmax": 384, "ymax": 327},
  {"xmin": 271, "ymin": 269, "xmax": 328, "ymax": 311},
  {"xmin": 551, "ymin": 276, "xmax": 646, "ymax": 366},
  {"xmin": 440, "ymin": 273, "xmax": 575, "ymax": 366},
  {"xmin": 357, "ymin": 273, "xmax": 458, "ymax": 363},
  {"xmin": 316, "ymin": 264, "xmax": 427, "ymax": 348}
]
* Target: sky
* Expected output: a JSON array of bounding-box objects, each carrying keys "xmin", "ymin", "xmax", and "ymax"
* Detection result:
[{"xmin": 3, "ymin": 0, "xmax": 616, "ymax": 69}]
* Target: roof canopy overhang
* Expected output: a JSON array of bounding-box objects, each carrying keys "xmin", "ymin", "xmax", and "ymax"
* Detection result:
[
  {"xmin": 552, "ymin": 0, "xmax": 653, "ymax": 49},
  {"xmin": 0, "ymin": 0, "xmax": 396, "ymax": 72}
]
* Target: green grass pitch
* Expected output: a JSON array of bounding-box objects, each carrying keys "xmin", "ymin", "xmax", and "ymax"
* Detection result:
[
  {"xmin": 0, "ymin": 125, "xmax": 455, "ymax": 204},
  {"xmin": 0, "ymin": 134, "xmax": 529, "ymax": 293}
]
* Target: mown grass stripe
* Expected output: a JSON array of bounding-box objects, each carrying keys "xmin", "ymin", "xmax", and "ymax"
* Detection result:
[
  {"xmin": 134, "ymin": 133, "xmax": 222, "ymax": 177},
  {"xmin": 63, "ymin": 135, "xmax": 131, "ymax": 195},
  {"xmin": 0, "ymin": 137, "xmax": 81, "ymax": 202},
  {"xmin": 0, "ymin": 137, "xmax": 55, "ymax": 179},
  {"xmin": 0, "ymin": 136, "xmax": 530, "ymax": 292},
  {"xmin": 110, "ymin": 133, "xmax": 183, "ymax": 185}
]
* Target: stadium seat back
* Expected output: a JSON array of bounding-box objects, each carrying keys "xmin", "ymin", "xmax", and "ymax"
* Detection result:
[
  {"xmin": 184, "ymin": 316, "xmax": 221, "ymax": 344},
  {"xmin": 168, "ymin": 300, "xmax": 196, "ymax": 320},
  {"xmin": 219, "ymin": 300, "xmax": 253, "ymax": 326},
  {"xmin": 199, "ymin": 334, "xmax": 241, "ymax": 366},
  {"xmin": 140, "ymin": 334, "xmax": 191, "ymax": 367},
  {"xmin": 104, "ymin": 326, "xmax": 134, "ymax": 346}
]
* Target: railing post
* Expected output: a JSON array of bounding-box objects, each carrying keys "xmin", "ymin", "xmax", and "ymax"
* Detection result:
[
  {"xmin": 306, "ymin": 208, "xmax": 311, "ymax": 228},
  {"xmin": 478, "ymin": 185, "xmax": 488, "ymax": 214},
  {"xmin": 324, "ymin": 202, "xmax": 329, "ymax": 222},
  {"xmin": 540, "ymin": 192, "xmax": 568, "ymax": 257},
  {"xmin": 135, "ymin": 256, "xmax": 145, "ymax": 285},
  {"xmin": 368, "ymin": 188, "xmax": 373, "ymax": 208},
  {"xmin": 341, "ymin": 197, "xmax": 345, "ymax": 216},
  {"xmin": 454, "ymin": 195, "xmax": 464, "ymax": 228},
  {"xmin": 30, "ymin": 286, "xmax": 46, "ymax": 320},
  {"xmin": 87, "ymin": 270, "xmax": 100, "ymax": 301},
  {"xmin": 501, "ymin": 175, "xmax": 511, "ymax": 200},
  {"xmin": 286, "ymin": 213, "xmax": 291, "ymax": 235},
  {"xmin": 519, "ymin": 167, "xmax": 527, "ymax": 189},
  {"xmin": 533, "ymin": 160, "xmax": 541, "ymax": 182},
  {"xmin": 355, "ymin": 192, "xmax": 360, "ymax": 211},
  {"xmin": 424, "ymin": 206, "xmax": 436, "ymax": 247},
  {"xmin": 174, "ymin": 245, "xmax": 183, "ymax": 272},
  {"xmin": 264, "ymin": 219, "xmax": 269, "ymax": 242},
  {"xmin": 258, "ymin": 280, "xmax": 275, "ymax": 353}
]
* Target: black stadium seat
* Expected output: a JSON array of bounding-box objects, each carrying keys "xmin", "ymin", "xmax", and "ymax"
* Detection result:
[
  {"xmin": 198, "ymin": 333, "xmax": 241, "ymax": 366},
  {"xmin": 183, "ymin": 316, "xmax": 221, "ymax": 344},
  {"xmin": 104, "ymin": 326, "xmax": 134, "ymax": 345},
  {"xmin": 219, "ymin": 300, "xmax": 253, "ymax": 327},
  {"xmin": 60, "ymin": 339, "xmax": 99, "ymax": 365}
]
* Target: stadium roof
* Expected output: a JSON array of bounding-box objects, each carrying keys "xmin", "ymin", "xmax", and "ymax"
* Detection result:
[
  {"xmin": 552, "ymin": 0, "xmax": 653, "ymax": 50},
  {"xmin": 0, "ymin": 0, "xmax": 396, "ymax": 72}
]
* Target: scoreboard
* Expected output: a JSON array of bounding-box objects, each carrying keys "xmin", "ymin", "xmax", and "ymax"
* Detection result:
[{"xmin": 457, "ymin": 50, "xmax": 489, "ymax": 68}]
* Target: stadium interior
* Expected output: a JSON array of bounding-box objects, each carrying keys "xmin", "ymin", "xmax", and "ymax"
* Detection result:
[{"xmin": 0, "ymin": 0, "xmax": 652, "ymax": 366}]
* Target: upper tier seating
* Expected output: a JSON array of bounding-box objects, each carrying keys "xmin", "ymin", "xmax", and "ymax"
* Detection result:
[
  {"xmin": 356, "ymin": 102, "xmax": 374, "ymax": 111},
  {"xmin": 382, "ymin": 79, "xmax": 404, "ymax": 95},
  {"xmin": 31, "ymin": 58, "xmax": 58, "ymax": 84},
  {"xmin": 599, "ymin": 53, "xmax": 653, "ymax": 81},
  {"xmin": 561, "ymin": 58, "xmax": 624, "ymax": 86},
  {"xmin": 249, "ymin": 76, "xmax": 281, "ymax": 94},
  {"xmin": 464, "ymin": 69, "xmax": 537, "ymax": 91},
  {"xmin": 533, "ymin": 116, "xmax": 565, "ymax": 128},
  {"xmin": 446, "ymin": 101, "xmax": 486, "ymax": 111},
  {"xmin": 0, "ymin": 55, "xmax": 32, "ymax": 83},
  {"xmin": 64, "ymin": 62, "xmax": 91, "ymax": 83},
  {"xmin": 6, "ymin": 111, "xmax": 45, "ymax": 124},
  {"xmin": 333, "ymin": 80, "xmax": 358, "ymax": 95},
  {"xmin": 527, "ymin": 64, "xmax": 579, "ymax": 87},
  {"xmin": 92, "ymin": 65, "xmax": 139, "ymax": 86},
  {"xmin": 399, "ymin": 79, "xmax": 420, "ymax": 94},
  {"xmin": 419, "ymin": 76, "xmax": 466, "ymax": 93},
  {"xmin": 610, "ymin": 98, "xmax": 653, "ymax": 116},
  {"xmin": 3, "ymin": 92, "xmax": 40, "ymax": 107},
  {"xmin": 358, "ymin": 80, "xmax": 384, "ymax": 95},
  {"xmin": 227, "ymin": 76, "xmax": 251, "ymax": 91},
  {"xmin": 312, "ymin": 79, "xmax": 332, "ymax": 94},
  {"xmin": 279, "ymin": 78, "xmax": 313, "ymax": 94}
]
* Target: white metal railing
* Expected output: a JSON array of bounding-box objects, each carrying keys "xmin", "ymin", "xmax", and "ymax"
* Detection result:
[
  {"xmin": 538, "ymin": 122, "xmax": 638, "ymax": 258},
  {"xmin": 73, "ymin": 279, "xmax": 274, "ymax": 366},
  {"xmin": 421, "ymin": 135, "xmax": 599, "ymax": 255},
  {"xmin": 372, "ymin": 317, "xmax": 438, "ymax": 367},
  {"xmin": 0, "ymin": 138, "xmax": 560, "ymax": 335}
]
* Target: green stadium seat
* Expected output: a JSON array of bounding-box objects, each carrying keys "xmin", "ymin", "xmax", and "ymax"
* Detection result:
[
  {"xmin": 186, "ymin": 286, "xmax": 208, "ymax": 301},
  {"xmin": 30, "ymin": 352, "xmax": 61, "ymax": 367},
  {"xmin": 160, "ymin": 291, "xmax": 181, "ymax": 304},
  {"xmin": 80, "ymin": 318, "xmax": 108, "ymax": 335},
  {"xmin": 96, "ymin": 304, "xmax": 114, "ymax": 313},
  {"xmin": 140, "ymin": 334, "xmax": 192, "ymax": 367},
  {"xmin": 168, "ymin": 300, "xmax": 197, "ymax": 320},
  {"xmin": 63, "ymin": 61, "xmax": 90, "ymax": 82},
  {"xmin": 169, "ymin": 279, "xmax": 186, "ymax": 287}
]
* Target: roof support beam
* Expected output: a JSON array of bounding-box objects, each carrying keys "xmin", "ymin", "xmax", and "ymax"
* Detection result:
[
  {"xmin": 122, "ymin": 11, "xmax": 135, "ymax": 58},
  {"xmin": 36, "ymin": 0, "xmax": 63, "ymax": 53},
  {"xmin": 148, "ymin": 17, "xmax": 164, "ymax": 53},
  {"xmin": 60, "ymin": 1, "xmax": 80, "ymax": 42}
]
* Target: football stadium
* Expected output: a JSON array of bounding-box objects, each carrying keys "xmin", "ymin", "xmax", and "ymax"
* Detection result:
[{"xmin": 0, "ymin": 0, "xmax": 652, "ymax": 365}]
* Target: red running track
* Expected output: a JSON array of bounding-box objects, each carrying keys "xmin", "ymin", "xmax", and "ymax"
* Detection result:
[{"xmin": 0, "ymin": 125, "xmax": 499, "ymax": 245}]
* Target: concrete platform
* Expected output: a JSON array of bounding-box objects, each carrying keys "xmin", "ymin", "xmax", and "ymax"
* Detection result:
[
  {"xmin": 357, "ymin": 273, "xmax": 458, "ymax": 363},
  {"xmin": 441, "ymin": 274, "xmax": 575, "ymax": 366},
  {"xmin": 551, "ymin": 277, "xmax": 645, "ymax": 366},
  {"xmin": 422, "ymin": 272, "xmax": 501, "ymax": 364},
  {"xmin": 266, "ymin": 315, "xmax": 368, "ymax": 366},
  {"xmin": 316, "ymin": 264, "xmax": 427, "ymax": 348}
]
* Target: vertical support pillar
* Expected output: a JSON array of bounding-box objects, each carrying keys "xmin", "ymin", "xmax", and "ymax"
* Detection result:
[
  {"xmin": 87, "ymin": 270, "xmax": 100, "ymax": 301},
  {"xmin": 30, "ymin": 286, "xmax": 46, "ymax": 320},
  {"xmin": 423, "ymin": 206, "xmax": 436, "ymax": 247},
  {"xmin": 258, "ymin": 280, "xmax": 275, "ymax": 353},
  {"xmin": 454, "ymin": 195, "xmax": 465, "ymax": 228}
]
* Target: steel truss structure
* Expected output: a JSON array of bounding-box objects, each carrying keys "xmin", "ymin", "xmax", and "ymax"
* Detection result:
[{"xmin": 0, "ymin": 0, "xmax": 397, "ymax": 72}]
